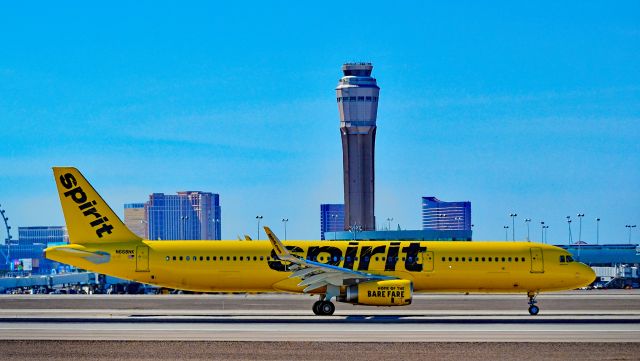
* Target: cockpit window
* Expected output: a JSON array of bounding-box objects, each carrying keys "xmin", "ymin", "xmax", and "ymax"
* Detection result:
[{"xmin": 566, "ymin": 255, "xmax": 574, "ymax": 262}]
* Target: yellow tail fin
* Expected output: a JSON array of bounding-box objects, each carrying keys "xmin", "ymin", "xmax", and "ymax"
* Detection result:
[{"xmin": 53, "ymin": 167, "xmax": 142, "ymax": 244}]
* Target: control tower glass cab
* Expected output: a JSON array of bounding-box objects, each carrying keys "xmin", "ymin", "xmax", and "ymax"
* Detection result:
[{"xmin": 336, "ymin": 63, "xmax": 379, "ymax": 231}]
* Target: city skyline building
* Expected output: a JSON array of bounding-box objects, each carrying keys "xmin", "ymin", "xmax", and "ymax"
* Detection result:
[
  {"xmin": 422, "ymin": 196, "xmax": 472, "ymax": 231},
  {"xmin": 145, "ymin": 191, "xmax": 221, "ymax": 241},
  {"xmin": 0, "ymin": 226, "xmax": 68, "ymax": 273},
  {"xmin": 320, "ymin": 204, "xmax": 345, "ymax": 240},
  {"xmin": 337, "ymin": 62, "xmax": 379, "ymax": 231},
  {"xmin": 124, "ymin": 203, "xmax": 147, "ymax": 239}
]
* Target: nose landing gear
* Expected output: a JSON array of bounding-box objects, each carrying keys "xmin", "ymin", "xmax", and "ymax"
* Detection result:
[{"xmin": 527, "ymin": 291, "xmax": 539, "ymax": 315}]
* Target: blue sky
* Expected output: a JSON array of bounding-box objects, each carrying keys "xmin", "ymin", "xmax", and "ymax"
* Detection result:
[{"xmin": 1, "ymin": 2, "xmax": 638, "ymax": 243}]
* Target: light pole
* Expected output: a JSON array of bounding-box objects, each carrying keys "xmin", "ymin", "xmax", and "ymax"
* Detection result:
[
  {"xmin": 256, "ymin": 216, "xmax": 263, "ymax": 240},
  {"xmin": 386, "ymin": 217, "xmax": 394, "ymax": 231},
  {"xmin": 540, "ymin": 221, "xmax": 545, "ymax": 243},
  {"xmin": 566, "ymin": 216, "xmax": 572, "ymax": 244},
  {"xmin": 626, "ymin": 225, "xmax": 637, "ymax": 244},
  {"xmin": 330, "ymin": 214, "xmax": 338, "ymax": 241},
  {"xmin": 454, "ymin": 216, "xmax": 463, "ymax": 230},
  {"xmin": 543, "ymin": 225, "xmax": 549, "ymax": 244},
  {"xmin": 509, "ymin": 213, "xmax": 517, "ymax": 241},
  {"xmin": 577, "ymin": 214, "xmax": 585, "ymax": 243},
  {"xmin": 281, "ymin": 218, "xmax": 288, "ymax": 241},
  {"xmin": 524, "ymin": 218, "xmax": 531, "ymax": 241},
  {"xmin": 596, "ymin": 218, "xmax": 600, "ymax": 245},
  {"xmin": 180, "ymin": 216, "xmax": 189, "ymax": 239},
  {"xmin": 437, "ymin": 213, "xmax": 446, "ymax": 229},
  {"xmin": 504, "ymin": 226, "xmax": 509, "ymax": 241}
]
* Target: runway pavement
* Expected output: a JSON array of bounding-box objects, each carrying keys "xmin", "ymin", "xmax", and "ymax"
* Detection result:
[{"xmin": 0, "ymin": 290, "xmax": 638, "ymax": 343}]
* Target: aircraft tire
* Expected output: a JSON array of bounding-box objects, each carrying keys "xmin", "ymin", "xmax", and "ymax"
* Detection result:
[
  {"xmin": 318, "ymin": 301, "xmax": 335, "ymax": 316},
  {"xmin": 312, "ymin": 300, "xmax": 323, "ymax": 315},
  {"xmin": 528, "ymin": 305, "xmax": 540, "ymax": 315}
]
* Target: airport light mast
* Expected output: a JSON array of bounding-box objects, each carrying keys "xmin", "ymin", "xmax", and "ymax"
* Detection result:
[{"xmin": 336, "ymin": 63, "xmax": 379, "ymax": 231}]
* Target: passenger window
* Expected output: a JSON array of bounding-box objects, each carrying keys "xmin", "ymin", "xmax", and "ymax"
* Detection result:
[
  {"xmin": 482, "ymin": 257, "xmax": 485, "ymax": 262},
  {"xmin": 560, "ymin": 255, "xmax": 566, "ymax": 263},
  {"xmin": 253, "ymin": 256, "xmax": 257, "ymax": 261},
  {"xmin": 165, "ymin": 256, "xmax": 170, "ymax": 261},
  {"xmin": 488, "ymin": 257, "xmax": 492, "ymax": 262},
  {"xmin": 508, "ymin": 257, "xmax": 512, "ymax": 262},
  {"xmin": 179, "ymin": 256, "xmax": 183, "ymax": 261},
  {"xmin": 233, "ymin": 256, "xmax": 237, "ymax": 261},
  {"xmin": 193, "ymin": 256, "xmax": 197, "ymax": 261},
  {"xmin": 522, "ymin": 257, "xmax": 526, "ymax": 262},
  {"xmin": 206, "ymin": 256, "xmax": 210, "ymax": 261},
  {"xmin": 442, "ymin": 257, "xmax": 445, "ymax": 261},
  {"xmin": 186, "ymin": 256, "xmax": 190, "ymax": 261},
  {"xmin": 475, "ymin": 257, "xmax": 479, "ymax": 262},
  {"xmin": 514, "ymin": 257, "xmax": 518, "ymax": 262},
  {"xmin": 448, "ymin": 257, "xmax": 452, "ymax": 261},
  {"xmin": 382, "ymin": 256, "xmax": 386, "ymax": 261},
  {"xmin": 226, "ymin": 256, "xmax": 230, "ymax": 261},
  {"xmin": 375, "ymin": 257, "xmax": 379, "ymax": 261},
  {"xmin": 200, "ymin": 256, "xmax": 203, "ymax": 261},
  {"xmin": 172, "ymin": 256, "xmax": 176, "ymax": 261},
  {"xmin": 455, "ymin": 257, "xmax": 459, "ymax": 262},
  {"xmin": 213, "ymin": 256, "xmax": 217, "ymax": 261},
  {"xmin": 462, "ymin": 257, "xmax": 466, "ymax": 262},
  {"xmin": 502, "ymin": 257, "xmax": 505, "ymax": 262},
  {"xmin": 260, "ymin": 256, "xmax": 264, "ymax": 261},
  {"xmin": 240, "ymin": 256, "xmax": 243, "ymax": 261}
]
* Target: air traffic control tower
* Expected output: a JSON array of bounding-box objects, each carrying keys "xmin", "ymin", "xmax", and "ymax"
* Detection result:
[{"xmin": 336, "ymin": 62, "xmax": 379, "ymax": 231}]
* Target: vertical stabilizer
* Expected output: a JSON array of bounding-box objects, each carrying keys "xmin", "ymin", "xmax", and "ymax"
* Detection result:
[{"xmin": 53, "ymin": 167, "xmax": 142, "ymax": 244}]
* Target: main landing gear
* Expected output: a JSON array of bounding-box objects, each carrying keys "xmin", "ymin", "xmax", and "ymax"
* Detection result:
[
  {"xmin": 527, "ymin": 292, "xmax": 539, "ymax": 315},
  {"xmin": 312, "ymin": 299, "xmax": 335, "ymax": 316}
]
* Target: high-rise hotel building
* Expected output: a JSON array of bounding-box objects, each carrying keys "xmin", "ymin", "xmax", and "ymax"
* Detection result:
[
  {"xmin": 421, "ymin": 197, "xmax": 472, "ymax": 231},
  {"xmin": 144, "ymin": 192, "xmax": 221, "ymax": 241},
  {"xmin": 336, "ymin": 63, "xmax": 379, "ymax": 231},
  {"xmin": 320, "ymin": 204, "xmax": 345, "ymax": 240}
]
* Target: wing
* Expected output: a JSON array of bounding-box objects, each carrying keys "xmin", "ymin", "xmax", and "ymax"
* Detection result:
[{"xmin": 264, "ymin": 226, "xmax": 396, "ymax": 293}]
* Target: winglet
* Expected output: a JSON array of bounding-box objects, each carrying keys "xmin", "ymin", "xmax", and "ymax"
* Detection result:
[{"xmin": 264, "ymin": 226, "xmax": 290, "ymax": 259}]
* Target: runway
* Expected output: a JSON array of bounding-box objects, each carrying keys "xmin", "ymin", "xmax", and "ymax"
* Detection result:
[
  {"xmin": 0, "ymin": 290, "xmax": 638, "ymax": 342},
  {"xmin": 1, "ymin": 291, "xmax": 639, "ymax": 360}
]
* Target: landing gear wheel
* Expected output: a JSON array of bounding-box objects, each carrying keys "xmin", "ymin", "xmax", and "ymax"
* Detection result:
[
  {"xmin": 527, "ymin": 291, "xmax": 539, "ymax": 316},
  {"xmin": 312, "ymin": 300, "xmax": 323, "ymax": 315},
  {"xmin": 318, "ymin": 301, "xmax": 335, "ymax": 316}
]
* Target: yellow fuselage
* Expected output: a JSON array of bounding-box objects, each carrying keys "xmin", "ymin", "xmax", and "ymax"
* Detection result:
[{"xmin": 45, "ymin": 239, "xmax": 595, "ymax": 294}]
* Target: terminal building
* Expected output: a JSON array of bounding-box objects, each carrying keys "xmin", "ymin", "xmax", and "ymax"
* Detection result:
[
  {"xmin": 320, "ymin": 204, "xmax": 345, "ymax": 240},
  {"xmin": 0, "ymin": 226, "xmax": 68, "ymax": 274}
]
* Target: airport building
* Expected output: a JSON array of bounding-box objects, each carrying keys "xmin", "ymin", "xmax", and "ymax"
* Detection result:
[
  {"xmin": 337, "ymin": 62, "xmax": 379, "ymax": 231},
  {"xmin": 0, "ymin": 226, "xmax": 68, "ymax": 274},
  {"xmin": 320, "ymin": 204, "xmax": 345, "ymax": 240},
  {"xmin": 422, "ymin": 197, "xmax": 472, "ymax": 231},
  {"xmin": 124, "ymin": 203, "xmax": 147, "ymax": 239},
  {"xmin": 145, "ymin": 191, "xmax": 221, "ymax": 241}
]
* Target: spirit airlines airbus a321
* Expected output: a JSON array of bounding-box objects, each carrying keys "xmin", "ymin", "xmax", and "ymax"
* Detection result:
[{"xmin": 45, "ymin": 167, "xmax": 595, "ymax": 316}]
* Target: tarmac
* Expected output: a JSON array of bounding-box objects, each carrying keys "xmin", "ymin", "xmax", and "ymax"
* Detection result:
[{"xmin": 0, "ymin": 290, "xmax": 639, "ymax": 360}]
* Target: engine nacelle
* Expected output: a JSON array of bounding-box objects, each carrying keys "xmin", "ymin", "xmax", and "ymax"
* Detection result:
[{"xmin": 338, "ymin": 279, "xmax": 413, "ymax": 306}]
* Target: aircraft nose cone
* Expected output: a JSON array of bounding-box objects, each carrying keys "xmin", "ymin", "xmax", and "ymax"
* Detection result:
[{"xmin": 575, "ymin": 264, "xmax": 596, "ymax": 288}]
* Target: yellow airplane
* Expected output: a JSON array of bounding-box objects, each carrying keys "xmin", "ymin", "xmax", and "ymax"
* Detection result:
[{"xmin": 45, "ymin": 167, "xmax": 595, "ymax": 316}]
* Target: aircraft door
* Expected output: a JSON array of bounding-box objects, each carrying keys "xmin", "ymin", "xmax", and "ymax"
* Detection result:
[
  {"xmin": 529, "ymin": 247, "xmax": 544, "ymax": 273},
  {"xmin": 136, "ymin": 245, "xmax": 150, "ymax": 272},
  {"xmin": 423, "ymin": 251, "xmax": 434, "ymax": 272}
]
